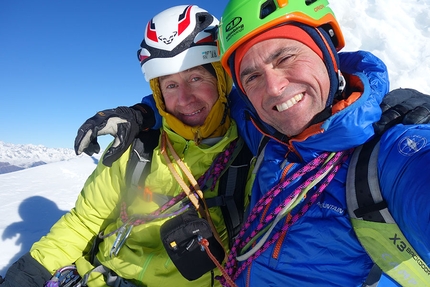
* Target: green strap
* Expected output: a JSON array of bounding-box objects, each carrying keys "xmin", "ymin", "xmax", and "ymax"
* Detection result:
[
  {"xmin": 351, "ymin": 219, "xmax": 430, "ymax": 285},
  {"xmin": 347, "ymin": 138, "xmax": 430, "ymax": 286}
]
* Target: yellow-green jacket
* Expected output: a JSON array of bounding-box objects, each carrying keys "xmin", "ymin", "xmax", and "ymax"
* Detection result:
[{"xmin": 30, "ymin": 120, "xmax": 252, "ymax": 287}]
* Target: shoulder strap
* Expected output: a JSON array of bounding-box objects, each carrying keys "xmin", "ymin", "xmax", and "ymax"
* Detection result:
[
  {"xmin": 89, "ymin": 130, "xmax": 161, "ymax": 265},
  {"xmin": 250, "ymin": 135, "xmax": 269, "ymax": 176},
  {"xmin": 346, "ymin": 135, "xmax": 392, "ymax": 222},
  {"xmin": 213, "ymin": 138, "xmax": 253, "ymax": 248},
  {"xmin": 125, "ymin": 129, "xmax": 164, "ymax": 206},
  {"xmin": 346, "ymin": 135, "xmax": 430, "ymax": 286},
  {"xmin": 208, "ymin": 135, "xmax": 264, "ymax": 248}
]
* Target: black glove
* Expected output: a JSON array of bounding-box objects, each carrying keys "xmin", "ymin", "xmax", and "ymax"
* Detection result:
[
  {"xmin": 74, "ymin": 103, "xmax": 155, "ymax": 167},
  {"xmin": 0, "ymin": 252, "xmax": 52, "ymax": 286},
  {"xmin": 373, "ymin": 88, "xmax": 430, "ymax": 134}
]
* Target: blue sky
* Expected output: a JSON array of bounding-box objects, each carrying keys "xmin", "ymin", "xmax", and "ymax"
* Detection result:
[
  {"xmin": 0, "ymin": 0, "xmax": 227, "ymax": 149},
  {"xmin": 2, "ymin": 0, "xmax": 430, "ymax": 149}
]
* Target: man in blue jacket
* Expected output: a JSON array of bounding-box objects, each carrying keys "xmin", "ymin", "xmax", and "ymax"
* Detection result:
[
  {"xmin": 213, "ymin": 0, "xmax": 430, "ymax": 286},
  {"xmin": 74, "ymin": 1, "xmax": 430, "ymax": 286}
]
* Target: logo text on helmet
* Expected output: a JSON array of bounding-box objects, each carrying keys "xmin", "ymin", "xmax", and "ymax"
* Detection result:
[
  {"xmin": 225, "ymin": 17, "xmax": 244, "ymax": 43},
  {"xmin": 226, "ymin": 17, "xmax": 242, "ymax": 32},
  {"xmin": 158, "ymin": 31, "xmax": 178, "ymax": 45},
  {"xmin": 314, "ymin": 4, "xmax": 325, "ymax": 12},
  {"xmin": 202, "ymin": 50, "xmax": 218, "ymax": 60}
]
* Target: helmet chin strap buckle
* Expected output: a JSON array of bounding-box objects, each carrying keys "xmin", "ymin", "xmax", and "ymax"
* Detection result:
[{"xmin": 338, "ymin": 70, "xmax": 346, "ymax": 93}]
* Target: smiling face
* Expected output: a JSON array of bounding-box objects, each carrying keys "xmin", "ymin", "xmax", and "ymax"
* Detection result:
[
  {"xmin": 159, "ymin": 66, "xmax": 219, "ymax": 127},
  {"xmin": 239, "ymin": 38, "xmax": 330, "ymax": 137}
]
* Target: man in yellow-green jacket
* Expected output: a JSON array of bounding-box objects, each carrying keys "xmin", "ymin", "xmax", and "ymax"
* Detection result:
[{"xmin": 0, "ymin": 5, "xmax": 255, "ymax": 287}]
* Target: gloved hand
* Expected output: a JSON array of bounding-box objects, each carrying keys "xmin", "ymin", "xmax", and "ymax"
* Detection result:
[
  {"xmin": 373, "ymin": 88, "xmax": 430, "ymax": 134},
  {"xmin": 74, "ymin": 103, "xmax": 155, "ymax": 167}
]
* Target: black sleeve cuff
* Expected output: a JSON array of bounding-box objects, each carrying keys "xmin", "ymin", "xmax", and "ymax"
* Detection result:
[{"xmin": 1, "ymin": 252, "xmax": 52, "ymax": 286}]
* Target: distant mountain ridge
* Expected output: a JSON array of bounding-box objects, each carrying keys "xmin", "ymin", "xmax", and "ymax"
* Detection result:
[{"xmin": 0, "ymin": 141, "xmax": 78, "ymax": 174}]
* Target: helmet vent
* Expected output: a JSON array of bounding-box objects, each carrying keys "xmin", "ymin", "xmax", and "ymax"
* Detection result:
[
  {"xmin": 197, "ymin": 15, "xmax": 206, "ymax": 24},
  {"xmin": 321, "ymin": 23, "xmax": 339, "ymax": 48},
  {"xmin": 259, "ymin": 0, "xmax": 277, "ymax": 19},
  {"xmin": 305, "ymin": 0, "xmax": 318, "ymax": 5}
]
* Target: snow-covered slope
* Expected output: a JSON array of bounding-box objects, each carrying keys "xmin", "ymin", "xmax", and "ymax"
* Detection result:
[{"xmin": 0, "ymin": 152, "xmax": 100, "ymax": 276}]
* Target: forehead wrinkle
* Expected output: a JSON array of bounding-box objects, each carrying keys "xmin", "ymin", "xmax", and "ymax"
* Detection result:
[
  {"xmin": 239, "ymin": 46, "xmax": 297, "ymax": 80},
  {"xmin": 159, "ymin": 66, "xmax": 204, "ymax": 82}
]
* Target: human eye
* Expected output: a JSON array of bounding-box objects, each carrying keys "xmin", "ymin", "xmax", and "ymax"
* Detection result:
[
  {"xmin": 243, "ymin": 74, "xmax": 258, "ymax": 85},
  {"xmin": 277, "ymin": 54, "xmax": 294, "ymax": 67},
  {"xmin": 164, "ymin": 83, "xmax": 177, "ymax": 89}
]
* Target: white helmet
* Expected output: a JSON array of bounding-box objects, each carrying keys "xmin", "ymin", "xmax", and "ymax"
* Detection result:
[{"xmin": 137, "ymin": 5, "xmax": 219, "ymax": 81}]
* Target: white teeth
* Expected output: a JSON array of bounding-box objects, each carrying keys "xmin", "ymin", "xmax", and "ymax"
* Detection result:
[
  {"xmin": 275, "ymin": 93, "xmax": 303, "ymax": 112},
  {"xmin": 184, "ymin": 109, "xmax": 202, "ymax": 116}
]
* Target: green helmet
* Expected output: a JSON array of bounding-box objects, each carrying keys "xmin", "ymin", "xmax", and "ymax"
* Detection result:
[{"xmin": 218, "ymin": 0, "xmax": 344, "ymax": 76}]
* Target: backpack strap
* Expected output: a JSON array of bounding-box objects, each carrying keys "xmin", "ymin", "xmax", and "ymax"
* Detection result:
[
  {"xmin": 206, "ymin": 138, "xmax": 253, "ymax": 248},
  {"xmin": 124, "ymin": 129, "xmax": 171, "ymax": 207},
  {"xmin": 346, "ymin": 135, "xmax": 430, "ymax": 286},
  {"xmin": 346, "ymin": 136, "xmax": 392, "ymax": 223},
  {"xmin": 251, "ymin": 135, "xmax": 269, "ymax": 175},
  {"xmin": 88, "ymin": 129, "xmax": 162, "ymax": 264}
]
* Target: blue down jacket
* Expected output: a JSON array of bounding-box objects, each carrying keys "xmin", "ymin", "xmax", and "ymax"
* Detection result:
[
  {"xmin": 228, "ymin": 51, "xmax": 430, "ymax": 287},
  {"xmin": 142, "ymin": 51, "xmax": 430, "ymax": 286}
]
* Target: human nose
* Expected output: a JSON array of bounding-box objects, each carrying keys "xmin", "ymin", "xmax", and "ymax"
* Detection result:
[
  {"xmin": 176, "ymin": 84, "xmax": 194, "ymax": 105},
  {"xmin": 264, "ymin": 69, "xmax": 289, "ymax": 97}
]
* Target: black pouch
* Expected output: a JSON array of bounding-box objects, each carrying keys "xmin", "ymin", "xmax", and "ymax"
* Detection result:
[{"xmin": 160, "ymin": 209, "xmax": 225, "ymax": 281}]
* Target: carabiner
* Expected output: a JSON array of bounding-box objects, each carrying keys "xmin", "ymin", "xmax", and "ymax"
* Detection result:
[
  {"xmin": 44, "ymin": 265, "xmax": 81, "ymax": 287},
  {"xmin": 109, "ymin": 224, "xmax": 133, "ymax": 257}
]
